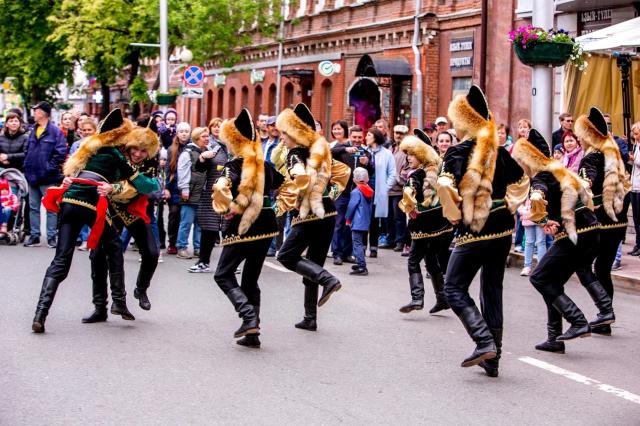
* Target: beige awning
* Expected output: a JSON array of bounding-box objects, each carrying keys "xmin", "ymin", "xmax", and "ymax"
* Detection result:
[{"xmin": 576, "ymin": 16, "xmax": 640, "ymax": 53}]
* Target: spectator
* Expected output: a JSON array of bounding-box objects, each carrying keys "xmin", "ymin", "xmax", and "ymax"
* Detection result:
[
  {"xmin": 165, "ymin": 121, "xmax": 192, "ymax": 254},
  {"xmin": 346, "ymin": 167, "xmax": 373, "ymax": 276},
  {"xmin": 23, "ymin": 101, "xmax": 66, "ymax": 248},
  {"xmin": 512, "ymin": 119, "xmax": 532, "ymax": 253},
  {"xmin": 603, "ymin": 113, "xmax": 629, "ymax": 167},
  {"xmin": 158, "ymin": 109, "xmax": 178, "ymax": 149},
  {"xmin": 0, "ymin": 178, "xmax": 19, "ymax": 233},
  {"xmin": 176, "ymin": 126, "xmax": 207, "ymax": 259},
  {"xmin": 59, "ymin": 111, "xmax": 79, "ymax": 151},
  {"xmin": 561, "ymin": 130, "xmax": 583, "ymax": 173},
  {"xmin": 156, "ymin": 147, "xmax": 169, "ymax": 250},
  {"xmin": 257, "ymin": 114, "xmax": 269, "ymax": 143},
  {"xmin": 69, "ymin": 119, "xmax": 97, "ymax": 155},
  {"xmin": 329, "ymin": 120, "xmax": 349, "ymax": 149},
  {"xmin": 629, "ymin": 121, "xmax": 640, "ymax": 256},
  {"xmin": 518, "ymin": 197, "xmax": 548, "ymax": 276},
  {"xmin": 374, "ymin": 118, "xmax": 393, "ymax": 148},
  {"xmin": 497, "ymin": 124, "xmax": 512, "ymax": 151},
  {"xmin": 0, "ymin": 111, "xmax": 29, "ymax": 170},
  {"xmin": 262, "ymin": 116, "xmax": 279, "ymax": 167},
  {"xmin": 387, "ymin": 124, "xmax": 410, "ymax": 253},
  {"xmin": 435, "ymin": 116, "xmax": 449, "ymax": 133},
  {"xmin": 436, "ymin": 131, "xmax": 454, "ymax": 158},
  {"xmin": 365, "ymin": 128, "xmax": 396, "ymax": 258},
  {"xmin": 424, "ymin": 122, "xmax": 438, "ymax": 142},
  {"xmin": 552, "ymin": 112, "xmax": 573, "ymax": 149}
]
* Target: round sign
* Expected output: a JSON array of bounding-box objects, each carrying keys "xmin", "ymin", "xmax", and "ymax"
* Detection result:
[
  {"xmin": 183, "ymin": 65, "xmax": 204, "ymax": 87},
  {"xmin": 318, "ymin": 61, "xmax": 336, "ymax": 77}
]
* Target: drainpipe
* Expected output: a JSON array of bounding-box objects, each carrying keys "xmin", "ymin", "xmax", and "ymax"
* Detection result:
[
  {"xmin": 275, "ymin": 1, "xmax": 286, "ymax": 114},
  {"xmin": 412, "ymin": 0, "xmax": 423, "ymax": 127},
  {"xmin": 479, "ymin": 0, "xmax": 488, "ymax": 90}
]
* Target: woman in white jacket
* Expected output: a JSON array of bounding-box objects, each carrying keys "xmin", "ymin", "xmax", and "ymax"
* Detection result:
[{"xmin": 629, "ymin": 122, "xmax": 640, "ymax": 256}]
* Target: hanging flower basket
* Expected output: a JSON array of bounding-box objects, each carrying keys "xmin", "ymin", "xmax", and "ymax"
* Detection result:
[
  {"xmin": 514, "ymin": 41, "xmax": 573, "ymax": 67},
  {"xmin": 156, "ymin": 93, "xmax": 177, "ymax": 105}
]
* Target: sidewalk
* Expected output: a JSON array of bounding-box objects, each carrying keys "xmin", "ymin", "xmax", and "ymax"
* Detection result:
[{"xmin": 508, "ymin": 240, "xmax": 640, "ymax": 295}]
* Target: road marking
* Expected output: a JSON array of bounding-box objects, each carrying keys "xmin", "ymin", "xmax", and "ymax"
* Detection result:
[
  {"xmin": 519, "ymin": 356, "xmax": 640, "ymax": 405},
  {"xmin": 263, "ymin": 261, "xmax": 291, "ymax": 273}
]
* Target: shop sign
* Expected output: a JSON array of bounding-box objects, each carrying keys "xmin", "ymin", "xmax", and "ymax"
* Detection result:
[
  {"xmin": 213, "ymin": 74, "xmax": 226, "ymax": 87},
  {"xmin": 579, "ymin": 8, "xmax": 612, "ymax": 35},
  {"xmin": 318, "ymin": 61, "xmax": 341, "ymax": 77},
  {"xmin": 250, "ymin": 69, "xmax": 265, "ymax": 85},
  {"xmin": 449, "ymin": 38, "xmax": 473, "ymax": 52},
  {"xmin": 450, "ymin": 56, "xmax": 473, "ymax": 69}
]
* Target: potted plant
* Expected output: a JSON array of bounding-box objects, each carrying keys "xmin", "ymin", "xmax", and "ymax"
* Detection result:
[
  {"xmin": 150, "ymin": 88, "xmax": 180, "ymax": 105},
  {"xmin": 509, "ymin": 26, "xmax": 588, "ymax": 70}
]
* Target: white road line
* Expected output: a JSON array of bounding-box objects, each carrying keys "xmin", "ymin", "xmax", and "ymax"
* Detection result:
[
  {"xmin": 519, "ymin": 356, "xmax": 640, "ymax": 405},
  {"xmin": 263, "ymin": 261, "xmax": 291, "ymax": 273}
]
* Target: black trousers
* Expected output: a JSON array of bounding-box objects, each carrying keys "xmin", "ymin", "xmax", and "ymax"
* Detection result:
[
  {"xmin": 444, "ymin": 236, "xmax": 512, "ymax": 330},
  {"xmin": 387, "ymin": 195, "xmax": 408, "ymax": 246},
  {"xmin": 167, "ymin": 203, "xmax": 181, "ymax": 247},
  {"xmin": 91, "ymin": 219, "xmax": 159, "ymax": 308},
  {"xmin": 38, "ymin": 203, "xmax": 125, "ymax": 313},
  {"xmin": 157, "ymin": 201, "xmax": 166, "ymax": 248},
  {"xmin": 530, "ymin": 230, "xmax": 599, "ymax": 325},
  {"xmin": 198, "ymin": 230, "xmax": 219, "ymax": 265},
  {"xmin": 278, "ymin": 217, "xmax": 336, "ymax": 317},
  {"xmin": 214, "ymin": 238, "xmax": 272, "ymax": 307},
  {"xmin": 631, "ymin": 192, "xmax": 640, "ymax": 248},
  {"xmin": 368, "ymin": 207, "xmax": 381, "ymax": 251},
  {"xmin": 576, "ymin": 227, "xmax": 624, "ymax": 299},
  {"xmin": 407, "ymin": 232, "xmax": 454, "ymax": 299}
]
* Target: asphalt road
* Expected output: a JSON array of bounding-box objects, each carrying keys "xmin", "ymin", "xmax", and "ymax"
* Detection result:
[{"xmin": 2, "ymin": 243, "xmax": 639, "ymax": 425}]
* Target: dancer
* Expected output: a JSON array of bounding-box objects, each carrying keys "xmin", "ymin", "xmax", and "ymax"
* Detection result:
[
  {"xmin": 275, "ymin": 103, "xmax": 349, "ymax": 331},
  {"xmin": 512, "ymin": 128, "xmax": 614, "ymax": 354},
  {"xmin": 212, "ymin": 109, "xmax": 283, "ymax": 348},
  {"xmin": 398, "ymin": 135, "xmax": 454, "ymax": 314},
  {"xmin": 32, "ymin": 109, "xmax": 159, "ymax": 333},
  {"xmin": 574, "ymin": 107, "xmax": 628, "ymax": 336},
  {"xmin": 82, "ymin": 125, "xmax": 160, "ymax": 323},
  {"xmin": 436, "ymin": 85, "xmax": 529, "ymax": 375}
]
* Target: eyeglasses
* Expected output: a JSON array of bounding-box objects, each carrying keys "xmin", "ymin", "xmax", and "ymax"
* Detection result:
[{"xmin": 565, "ymin": 119, "xmax": 573, "ymax": 123}]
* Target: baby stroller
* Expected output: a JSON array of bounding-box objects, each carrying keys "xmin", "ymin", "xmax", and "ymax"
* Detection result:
[{"xmin": 0, "ymin": 168, "xmax": 29, "ymax": 245}]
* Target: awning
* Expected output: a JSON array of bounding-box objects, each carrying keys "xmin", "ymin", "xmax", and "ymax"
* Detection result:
[
  {"xmin": 355, "ymin": 54, "xmax": 412, "ymax": 77},
  {"xmin": 576, "ymin": 16, "xmax": 640, "ymax": 52},
  {"xmin": 555, "ymin": 0, "xmax": 631, "ymax": 13}
]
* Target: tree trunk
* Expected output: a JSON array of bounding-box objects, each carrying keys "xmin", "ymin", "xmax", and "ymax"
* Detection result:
[{"xmin": 100, "ymin": 82, "xmax": 110, "ymax": 119}]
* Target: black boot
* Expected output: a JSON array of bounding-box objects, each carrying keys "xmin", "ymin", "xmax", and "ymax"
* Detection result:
[
  {"xmin": 134, "ymin": 287, "xmax": 151, "ymax": 311},
  {"xmin": 535, "ymin": 307, "xmax": 565, "ymax": 353},
  {"xmin": 479, "ymin": 328, "xmax": 502, "ymax": 377},
  {"xmin": 399, "ymin": 273, "xmax": 424, "ymax": 313},
  {"xmin": 82, "ymin": 268, "xmax": 109, "ymax": 323},
  {"xmin": 109, "ymin": 273, "xmax": 135, "ymax": 321},
  {"xmin": 295, "ymin": 280, "xmax": 318, "ymax": 331},
  {"xmin": 237, "ymin": 306, "xmax": 261, "ymax": 348},
  {"xmin": 32, "ymin": 277, "xmax": 60, "ymax": 333},
  {"xmin": 226, "ymin": 288, "xmax": 259, "ymax": 338},
  {"xmin": 428, "ymin": 272, "xmax": 450, "ymax": 314},
  {"xmin": 457, "ymin": 305, "xmax": 497, "ymax": 367},
  {"xmin": 552, "ymin": 294, "xmax": 590, "ymax": 341},
  {"xmin": 583, "ymin": 281, "xmax": 615, "ymax": 328},
  {"xmin": 82, "ymin": 309, "xmax": 108, "ymax": 323},
  {"xmin": 591, "ymin": 324, "xmax": 612, "ymax": 336},
  {"xmin": 294, "ymin": 259, "xmax": 341, "ymax": 307}
]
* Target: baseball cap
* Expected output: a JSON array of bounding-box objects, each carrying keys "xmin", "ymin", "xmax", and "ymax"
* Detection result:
[
  {"xmin": 31, "ymin": 101, "xmax": 52, "ymax": 115},
  {"xmin": 393, "ymin": 124, "xmax": 409, "ymax": 134},
  {"xmin": 266, "ymin": 116, "xmax": 277, "ymax": 126},
  {"xmin": 435, "ymin": 116, "xmax": 448, "ymax": 125},
  {"xmin": 424, "ymin": 122, "xmax": 437, "ymax": 131}
]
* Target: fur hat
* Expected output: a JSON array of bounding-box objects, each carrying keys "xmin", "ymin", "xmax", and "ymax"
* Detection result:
[
  {"xmin": 400, "ymin": 135, "xmax": 440, "ymax": 167},
  {"xmin": 512, "ymin": 131, "xmax": 593, "ymax": 244},
  {"xmin": 574, "ymin": 107, "xmax": 626, "ymax": 221},
  {"xmin": 121, "ymin": 127, "xmax": 160, "ymax": 159},
  {"xmin": 63, "ymin": 108, "xmax": 134, "ymax": 176},
  {"xmin": 219, "ymin": 108, "xmax": 265, "ymax": 235},
  {"xmin": 446, "ymin": 84, "xmax": 498, "ymax": 232},
  {"xmin": 276, "ymin": 103, "xmax": 332, "ymax": 218},
  {"xmin": 413, "ymin": 128, "xmax": 432, "ymax": 146}
]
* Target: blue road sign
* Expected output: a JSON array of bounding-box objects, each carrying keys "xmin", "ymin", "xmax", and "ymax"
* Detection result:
[{"xmin": 183, "ymin": 65, "xmax": 204, "ymax": 87}]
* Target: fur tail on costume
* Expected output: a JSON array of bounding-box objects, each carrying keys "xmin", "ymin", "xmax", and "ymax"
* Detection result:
[
  {"xmin": 422, "ymin": 165, "xmax": 440, "ymax": 207},
  {"xmin": 304, "ymin": 136, "xmax": 332, "ymax": 218},
  {"xmin": 233, "ymin": 140, "xmax": 266, "ymax": 235},
  {"xmin": 601, "ymin": 140, "xmax": 625, "ymax": 221}
]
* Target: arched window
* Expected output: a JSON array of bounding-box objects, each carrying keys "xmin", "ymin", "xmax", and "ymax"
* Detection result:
[
  {"xmin": 283, "ymin": 82, "xmax": 294, "ymax": 110},
  {"xmin": 228, "ymin": 87, "xmax": 236, "ymax": 117},
  {"xmin": 206, "ymin": 89, "xmax": 214, "ymax": 123},
  {"xmin": 217, "ymin": 88, "xmax": 224, "ymax": 117},
  {"xmin": 268, "ymin": 84, "xmax": 277, "ymax": 115},
  {"xmin": 254, "ymin": 85, "xmax": 263, "ymax": 116},
  {"xmin": 301, "ymin": 79, "xmax": 313, "ymax": 109},
  {"xmin": 241, "ymin": 86, "xmax": 249, "ymax": 109}
]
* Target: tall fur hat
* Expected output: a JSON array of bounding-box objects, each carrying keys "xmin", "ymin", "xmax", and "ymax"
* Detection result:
[
  {"xmin": 447, "ymin": 84, "xmax": 498, "ymax": 232},
  {"xmin": 219, "ymin": 108, "xmax": 265, "ymax": 235},
  {"xmin": 413, "ymin": 128, "xmax": 432, "ymax": 146},
  {"xmin": 63, "ymin": 108, "xmax": 134, "ymax": 176},
  {"xmin": 276, "ymin": 103, "xmax": 332, "ymax": 218},
  {"xmin": 574, "ymin": 107, "xmax": 626, "ymax": 221},
  {"xmin": 512, "ymin": 129, "xmax": 593, "ymax": 244},
  {"xmin": 400, "ymin": 135, "xmax": 439, "ymax": 166},
  {"xmin": 122, "ymin": 126, "xmax": 160, "ymax": 159}
]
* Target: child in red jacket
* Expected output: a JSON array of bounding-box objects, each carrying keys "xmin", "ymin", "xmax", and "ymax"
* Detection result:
[{"xmin": 0, "ymin": 179, "xmax": 19, "ymax": 233}]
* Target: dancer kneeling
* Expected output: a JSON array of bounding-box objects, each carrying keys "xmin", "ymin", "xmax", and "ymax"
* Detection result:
[{"xmin": 212, "ymin": 109, "xmax": 284, "ymax": 348}]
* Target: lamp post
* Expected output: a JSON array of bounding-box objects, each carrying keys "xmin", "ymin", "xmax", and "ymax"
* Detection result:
[{"xmin": 531, "ymin": 0, "xmax": 554, "ymax": 142}]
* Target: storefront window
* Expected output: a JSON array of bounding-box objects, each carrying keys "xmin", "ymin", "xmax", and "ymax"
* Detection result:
[{"xmin": 452, "ymin": 77, "xmax": 472, "ymax": 99}]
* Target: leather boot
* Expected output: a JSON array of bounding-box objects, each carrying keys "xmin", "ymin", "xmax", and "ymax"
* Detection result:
[
  {"xmin": 479, "ymin": 328, "xmax": 502, "ymax": 377},
  {"xmin": 82, "ymin": 267, "xmax": 109, "ymax": 323},
  {"xmin": 399, "ymin": 273, "xmax": 424, "ymax": 313},
  {"xmin": 535, "ymin": 306, "xmax": 565, "ymax": 353},
  {"xmin": 109, "ymin": 272, "xmax": 135, "ymax": 321},
  {"xmin": 226, "ymin": 288, "xmax": 259, "ymax": 338},
  {"xmin": 295, "ymin": 280, "xmax": 318, "ymax": 331},
  {"xmin": 552, "ymin": 294, "xmax": 590, "ymax": 341},
  {"xmin": 457, "ymin": 305, "xmax": 497, "ymax": 367},
  {"xmin": 134, "ymin": 287, "xmax": 151, "ymax": 311},
  {"xmin": 591, "ymin": 324, "xmax": 612, "ymax": 336},
  {"xmin": 237, "ymin": 306, "xmax": 261, "ymax": 348},
  {"xmin": 294, "ymin": 259, "xmax": 341, "ymax": 307},
  {"xmin": 428, "ymin": 272, "xmax": 450, "ymax": 314},
  {"xmin": 32, "ymin": 277, "xmax": 60, "ymax": 333},
  {"xmin": 583, "ymin": 281, "xmax": 615, "ymax": 328}
]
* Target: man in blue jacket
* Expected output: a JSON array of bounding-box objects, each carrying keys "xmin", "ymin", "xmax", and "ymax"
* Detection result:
[{"xmin": 23, "ymin": 102, "xmax": 67, "ymax": 248}]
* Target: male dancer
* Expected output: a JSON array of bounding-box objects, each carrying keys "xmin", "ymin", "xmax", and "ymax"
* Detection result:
[
  {"xmin": 33, "ymin": 109, "xmax": 159, "ymax": 333},
  {"xmin": 212, "ymin": 109, "xmax": 284, "ymax": 348},
  {"xmin": 276, "ymin": 103, "xmax": 349, "ymax": 330},
  {"xmin": 436, "ymin": 85, "xmax": 529, "ymax": 373},
  {"xmin": 82, "ymin": 125, "xmax": 160, "ymax": 323},
  {"xmin": 398, "ymin": 135, "xmax": 453, "ymax": 314},
  {"xmin": 574, "ymin": 107, "xmax": 629, "ymax": 336},
  {"xmin": 512, "ymin": 128, "xmax": 615, "ymax": 355}
]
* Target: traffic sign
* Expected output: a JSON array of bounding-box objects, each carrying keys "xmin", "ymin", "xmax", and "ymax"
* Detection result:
[
  {"xmin": 183, "ymin": 65, "xmax": 204, "ymax": 87},
  {"xmin": 183, "ymin": 87, "xmax": 204, "ymax": 99}
]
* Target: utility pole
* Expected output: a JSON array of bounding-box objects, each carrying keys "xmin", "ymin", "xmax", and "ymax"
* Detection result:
[
  {"xmin": 159, "ymin": 0, "xmax": 169, "ymax": 111},
  {"xmin": 531, "ymin": 0, "xmax": 554, "ymax": 142}
]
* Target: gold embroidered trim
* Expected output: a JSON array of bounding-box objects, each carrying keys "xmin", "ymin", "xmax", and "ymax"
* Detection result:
[
  {"xmin": 221, "ymin": 231, "xmax": 279, "ymax": 246},
  {"xmin": 455, "ymin": 229, "xmax": 514, "ymax": 247},
  {"xmin": 554, "ymin": 224, "xmax": 599, "ymax": 241},
  {"xmin": 291, "ymin": 211, "xmax": 338, "ymax": 226},
  {"xmin": 599, "ymin": 222, "xmax": 628, "ymax": 230},
  {"xmin": 411, "ymin": 227, "xmax": 454, "ymax": 240},
  {"xmin": 513, "ymin": 174, "xmax": 528, "ymax": 185},
  {"xmin": 62, "ymin": 198, "xmax": 97, "ymax": 211}
]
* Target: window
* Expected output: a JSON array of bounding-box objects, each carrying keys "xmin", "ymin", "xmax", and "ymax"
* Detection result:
[
  {"xmin": 217, "ymin": 89, "xmax": 224, "ymax": 117},
  {"xmin": 228, "ymin": 87, "xmax": 237, "ymax": 117},
  {"xmin": 241, "ymin": 86, "xmax": 249, "ymax": 109},
  {"xmin": 452, "ymin": 77, "xmax": 472, "ymax": 99},
  {"xmin": 254, "ymin": 85, "xmax": 263, "ymax": 116}
]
